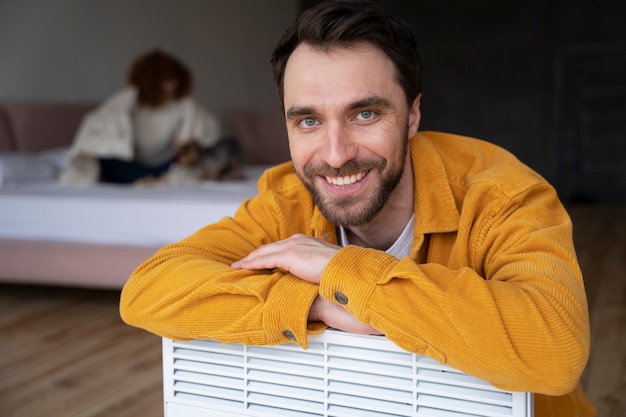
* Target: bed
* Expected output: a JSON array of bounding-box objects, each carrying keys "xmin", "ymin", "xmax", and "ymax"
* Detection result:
[{"xmin": 0, "ymin": 102, "xmax": 289, "ymax": 289}]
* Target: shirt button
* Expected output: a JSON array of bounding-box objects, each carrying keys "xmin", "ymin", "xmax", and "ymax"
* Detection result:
[
  {"xmin": 322, "ymin": 232, "xmax": 329, "ymax": 239},
  {"xmin": 334, "ymin": 291, "xmax": 349, "ymax": 305},
  {"xmin": 283, "ymin": 330, "xmax": 296, "ymax": 341}
]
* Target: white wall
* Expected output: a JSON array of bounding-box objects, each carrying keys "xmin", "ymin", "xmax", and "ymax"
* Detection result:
[{"xmin": 0, "ymin": 0, "xmax": 298, "ymax": 122}]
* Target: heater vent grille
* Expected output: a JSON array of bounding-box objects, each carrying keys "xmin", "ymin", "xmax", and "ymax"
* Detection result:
[{"xmin": 163, "ymin": 331, "xmax": 532, "ymax": 417}]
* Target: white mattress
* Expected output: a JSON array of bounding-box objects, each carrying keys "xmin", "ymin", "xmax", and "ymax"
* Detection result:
[{"xmin": 0, "ymin": 166, "xmax": 268, "ymax": 247}]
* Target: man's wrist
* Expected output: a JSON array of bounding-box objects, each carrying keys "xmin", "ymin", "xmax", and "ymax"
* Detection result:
[{"xmin": 307, "ymin": 295, "xmax": 324, "ymax": 323}]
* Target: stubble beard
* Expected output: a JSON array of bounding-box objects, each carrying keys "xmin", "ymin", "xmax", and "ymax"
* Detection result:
[{"xmin": 299, "ymin": 134, "xmax": 409, "ymax": 228}]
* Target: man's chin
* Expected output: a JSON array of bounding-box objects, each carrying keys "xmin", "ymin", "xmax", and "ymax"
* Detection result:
[
  {"xmin": 318, "ymin": 201, "xmax": 375, "ymax": 227},
  {"xmin": 305, "ymin": 178, "xmax": 381, "ymax": 226}
]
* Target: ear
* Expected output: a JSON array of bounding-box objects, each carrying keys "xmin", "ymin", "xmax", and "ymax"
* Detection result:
[{"xmin": 407, "ymin": 93, "xmax": 422, "ymax": 138}]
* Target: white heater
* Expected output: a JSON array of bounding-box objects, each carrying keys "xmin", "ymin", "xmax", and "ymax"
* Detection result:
[{"xmin": 163, "ymin": 330, "xmax": 533, "ymax": 417}]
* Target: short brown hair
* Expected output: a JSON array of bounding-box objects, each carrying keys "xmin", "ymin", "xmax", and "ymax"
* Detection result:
[
  {"xmin": 127, "ymin": 49, "xmax": 193, "ymax": 107},
  {"xmin": 271, "ymin": 0, "xmax": 422, "ymax": 109}
]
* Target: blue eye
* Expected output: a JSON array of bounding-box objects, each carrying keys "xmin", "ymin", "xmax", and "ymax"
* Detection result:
[
  {"xmin": 356, "ymin": 110, "xmax": 376, "ymax": 121},
  {"xmin": 299, "ymin": 117, "xmax": 317, "ymax": 128}
]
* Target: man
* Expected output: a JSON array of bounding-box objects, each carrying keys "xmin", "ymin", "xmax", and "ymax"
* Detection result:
[{"xmin": 120, "ymin": 1, "xmax": 595, "ymax": 415}]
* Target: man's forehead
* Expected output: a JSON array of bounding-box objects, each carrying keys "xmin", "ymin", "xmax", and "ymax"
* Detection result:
[
  {"xmin": 287, "ymin": 41, "xmax": 389, "ymax": 65},
  {"xmin": 283, "ymin": 43, "xmax": 402, "ymax": 110}
]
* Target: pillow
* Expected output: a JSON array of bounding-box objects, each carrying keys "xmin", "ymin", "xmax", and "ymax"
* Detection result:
[
  {"xmin": 0, "ymin": 148, "xmax": 68, "ymax": 186},
  {"xmin": 229, "ymin": 108, "xmax": 290, "ymax": 165}
]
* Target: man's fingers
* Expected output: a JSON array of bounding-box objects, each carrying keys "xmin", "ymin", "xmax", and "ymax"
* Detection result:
[{"xmin": 231, "ymin": 242, "xmax": 282, "ymax": 269}]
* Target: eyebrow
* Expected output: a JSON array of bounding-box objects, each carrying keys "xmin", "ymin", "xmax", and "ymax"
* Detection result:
[
  {"xmin": 286, "ymin": 96, "xmax": 393, "ymax": 120},
  {"xmin": 347, "ymin": 96, "xmax": 393, "ymax": 112},
  {"xmin": 286, "ymin": 106, "xmax": 317, "ymax": 120}
]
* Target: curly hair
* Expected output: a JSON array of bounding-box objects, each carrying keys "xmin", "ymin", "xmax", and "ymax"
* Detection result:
[{"xmin": 127, "ymin": 49, "xmax": 193, "ymax": 107}]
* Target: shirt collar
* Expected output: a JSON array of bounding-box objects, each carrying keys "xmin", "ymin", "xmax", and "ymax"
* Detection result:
[{"xmin": 410, "ymin": 132, "xmax": 461, "ymax": 235}]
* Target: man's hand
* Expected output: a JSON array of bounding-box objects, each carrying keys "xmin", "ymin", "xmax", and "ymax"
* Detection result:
[
  {"xmin": 310, "ymin": 296, "xmax": 383, "ymax": 335},
  {"xmin": 231, "ymin": 234, "xmax": 382, "ymax": 334},
  {"xmin": 231, "ymin": 234, "xmax": 340, "ymax": 284}
]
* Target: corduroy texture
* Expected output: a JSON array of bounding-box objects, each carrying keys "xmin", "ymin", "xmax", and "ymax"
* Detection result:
[{"xmin": 121, "ymin": 131, "xmax": 594, "ymax": 417}]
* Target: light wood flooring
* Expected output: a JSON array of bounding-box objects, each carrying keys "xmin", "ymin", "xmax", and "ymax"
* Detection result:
[{"xmin": 0, "ymin": 203, "xmax": 624, "ymax": 417}]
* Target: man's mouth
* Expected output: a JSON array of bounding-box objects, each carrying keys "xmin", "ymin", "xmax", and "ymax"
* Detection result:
[{"xmin": 324, "ymin": 170, "xmax": 367, "ymax": 186}]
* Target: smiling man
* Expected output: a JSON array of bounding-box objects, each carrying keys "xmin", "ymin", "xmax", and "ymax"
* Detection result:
[
  {"xmin": 285, "ymin": 44, "xmax": 416, "ymax": 236},
  {"xmin": 120, "ymin": 1, "xmax": 595, "ymax": 415}
]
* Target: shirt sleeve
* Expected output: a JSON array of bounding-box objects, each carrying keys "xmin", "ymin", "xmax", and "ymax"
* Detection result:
[
  {"xmin": 120, "ymin": 185, "xmax": 319, "ymax": 348},
  {"xmin": 318, "ymin": 182, "xmax": 590, "ymax": 395}
]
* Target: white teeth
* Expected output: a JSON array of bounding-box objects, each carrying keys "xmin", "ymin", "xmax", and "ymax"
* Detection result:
[{"xmin": 325, "ymin": 171, "xmax": 365, "ymax": 186}]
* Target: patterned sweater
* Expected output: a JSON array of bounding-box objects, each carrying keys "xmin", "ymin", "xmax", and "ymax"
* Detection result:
[{"xmin": 121, "ymin": 131, "xmax": 595, "ymax": 416}]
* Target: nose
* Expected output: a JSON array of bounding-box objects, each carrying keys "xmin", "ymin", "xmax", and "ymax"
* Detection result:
[{"xmin": 320, "ymin": 121, "xmax": 358, "ymax": 168}]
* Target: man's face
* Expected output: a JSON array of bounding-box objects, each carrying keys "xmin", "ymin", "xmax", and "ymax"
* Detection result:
[{"xmin": 283, "ymin": 43, "xmax": 421, "ymax": 227}]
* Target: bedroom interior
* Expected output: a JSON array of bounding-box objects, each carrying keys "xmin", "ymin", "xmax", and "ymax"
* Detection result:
[{"xmin": 1, "ymin": 0, "xmax": 624, "ymax": 416}]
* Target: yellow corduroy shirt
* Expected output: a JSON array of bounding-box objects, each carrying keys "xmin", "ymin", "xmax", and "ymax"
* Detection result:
[{"xmin": 121, "ymin": 131, "xmax": 595, "ymax": 416}]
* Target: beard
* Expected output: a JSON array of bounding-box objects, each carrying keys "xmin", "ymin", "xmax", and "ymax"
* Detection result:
[{"xmin": 298, "ymin": 132, "xmax": 409, "ymax": 227}]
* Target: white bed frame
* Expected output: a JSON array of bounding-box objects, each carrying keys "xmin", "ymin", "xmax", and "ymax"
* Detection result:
[{"xmin": 163, "ymin": 330, "xmax": 533, "ymax": 417}]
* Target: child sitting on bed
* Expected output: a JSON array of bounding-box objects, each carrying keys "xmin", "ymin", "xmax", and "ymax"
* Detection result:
[{"xmin": 60, "ymin": 49, "xmax": 222, "ymax": 184}]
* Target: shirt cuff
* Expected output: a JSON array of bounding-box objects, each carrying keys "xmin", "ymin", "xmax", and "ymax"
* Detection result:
[
  {"xmin": 319, "ymin": 245, "xmax": 397, "ymax": 321},
  {"xmin": 263, "ymin": 272, "xmax": 319, "ymax": 349}
]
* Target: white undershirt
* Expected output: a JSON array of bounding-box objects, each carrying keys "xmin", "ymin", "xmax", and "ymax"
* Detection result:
[
  {"xmin": 338, "ymin": 213, "xmax": 415, "ymax": 260},
  {"xmin": 132, "ymin": 101, "xmax": 183, "ymax": 166}
]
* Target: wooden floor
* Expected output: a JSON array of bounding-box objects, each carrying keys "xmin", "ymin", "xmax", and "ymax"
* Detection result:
[
  {"xmin": 0, "ymin": 203, "xmax": 624, "ymax": 417},
  {"xmin": 573, "ymin": 204, "xmax": 626, "ymax": 417},
  {"xmin": 0, "ymin": 286, "xmax": 163, "ymax": 417}
]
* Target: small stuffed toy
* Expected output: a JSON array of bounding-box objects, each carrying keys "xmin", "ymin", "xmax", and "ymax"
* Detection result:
[{"xmin": 176, "ymin": 137, "xmax": 244, "ymax": 181}]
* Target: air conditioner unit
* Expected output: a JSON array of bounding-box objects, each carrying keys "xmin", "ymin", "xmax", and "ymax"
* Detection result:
[{"xmin": 163, "ymin": 330, "xmax": 533, "ymax": 417}]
